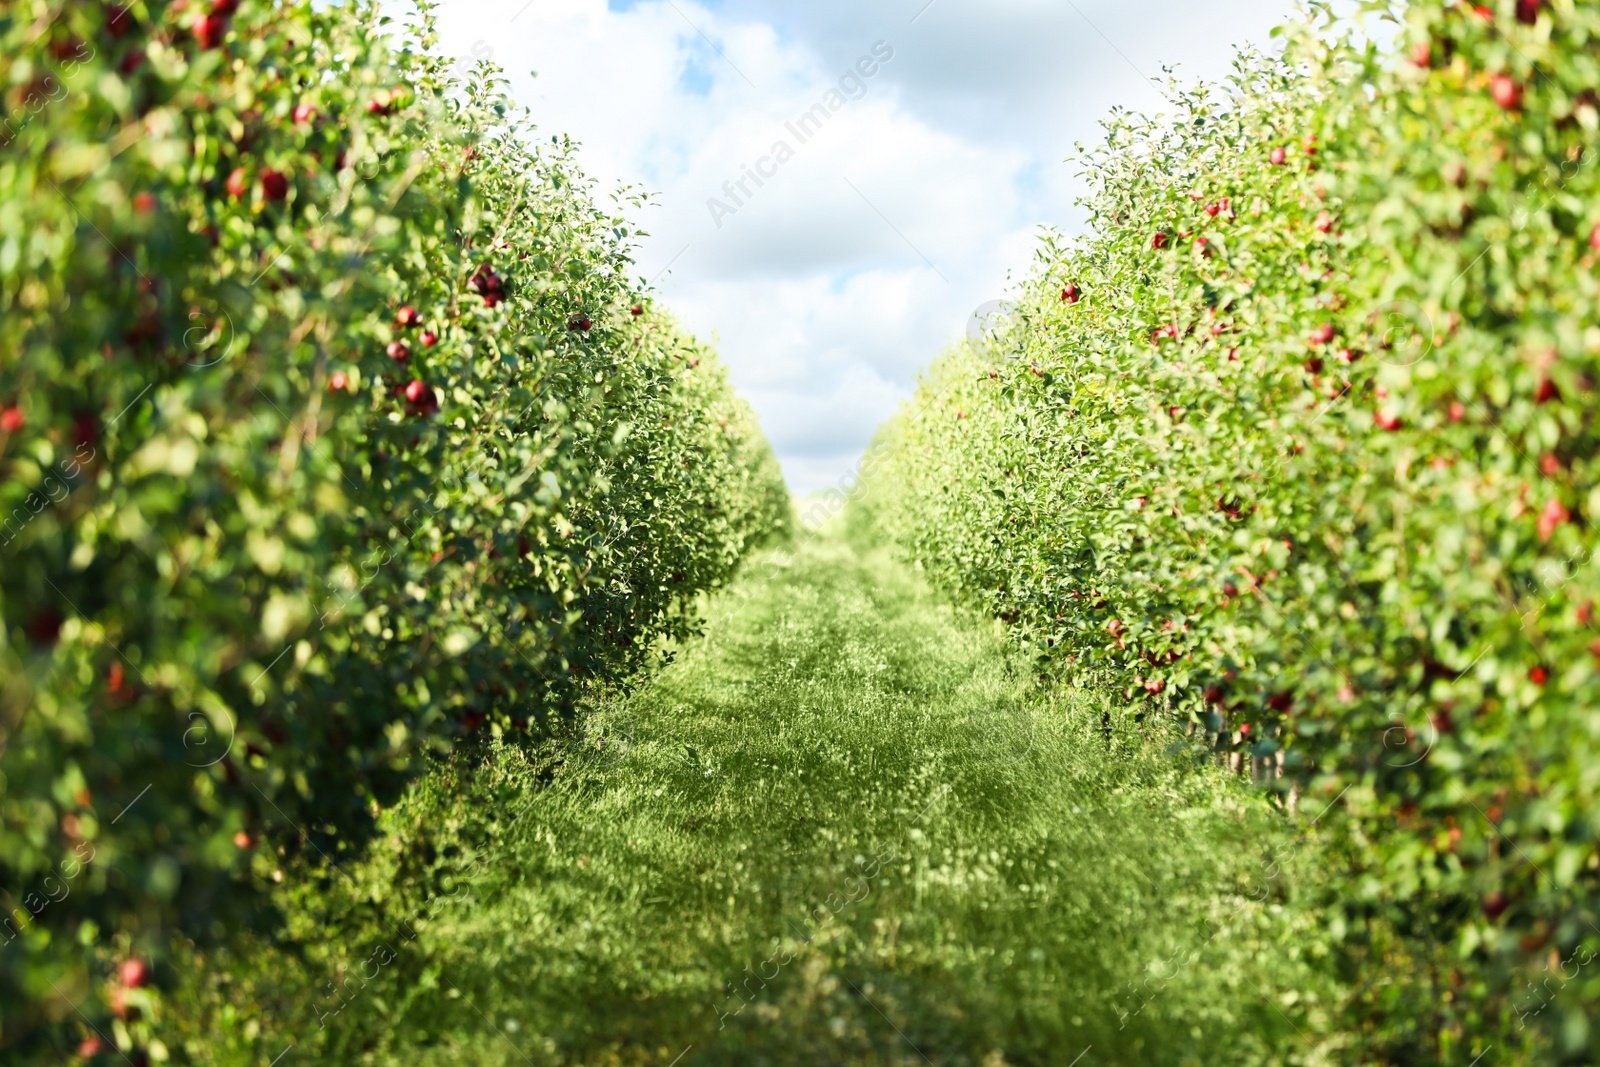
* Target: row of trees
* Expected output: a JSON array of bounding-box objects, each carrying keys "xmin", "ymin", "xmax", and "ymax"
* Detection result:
[
  {"xmin": 871, "ymin": 2, "xmax": 1600, "ymax": 1060},
  {"xmin": 0, "ymin": 0, "xmax": 787, "ymax": 1058}
]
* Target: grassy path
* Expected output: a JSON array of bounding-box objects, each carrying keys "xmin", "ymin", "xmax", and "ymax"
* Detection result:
[{"xmin": 186, "ymin": 528, "xmax": 1333, "ymax": 1065}]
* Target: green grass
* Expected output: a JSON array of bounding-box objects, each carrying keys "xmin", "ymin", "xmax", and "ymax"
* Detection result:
[{"xmin": 173, "ymin": 523, "xmax": 1340, "ymax": 1065}]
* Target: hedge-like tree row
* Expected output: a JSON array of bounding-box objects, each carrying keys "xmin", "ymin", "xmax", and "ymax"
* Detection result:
[
  {"xmin": 871, "ymin": 2, "xmax": 1600, "ymax": 1059},
  {"xmin": 0, "ymin": 0, "xmax": 787, "ymax": 1057}
]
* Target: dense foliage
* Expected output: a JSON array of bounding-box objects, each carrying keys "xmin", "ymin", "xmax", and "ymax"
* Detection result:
[
  {"xmin": 871, "ymin": 1, "xmax": 1600, "ymax": 1059},
  {"xmin": 0, "ymin": 0, "xmax": 785, "ymax": 1057}
]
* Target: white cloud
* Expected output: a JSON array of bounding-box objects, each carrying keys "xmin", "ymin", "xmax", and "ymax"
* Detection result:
[{"xmin": 428, "ymin": 0, "xmax": 1303, "ymax": 491}]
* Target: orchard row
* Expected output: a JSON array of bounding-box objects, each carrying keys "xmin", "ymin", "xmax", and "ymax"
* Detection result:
[
  {"xmin": 871, "ymin": 1, "xmax": 1600, "ymax": 1060},
  {"xmin": 0, "ymin": 0, "xmax": 787, "ymax": 1059}
]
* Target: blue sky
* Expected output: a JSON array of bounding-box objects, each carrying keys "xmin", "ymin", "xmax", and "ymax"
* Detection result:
[{"xmin": 430, "ymin": 0, "xmax": 1320, "ymax": 492}]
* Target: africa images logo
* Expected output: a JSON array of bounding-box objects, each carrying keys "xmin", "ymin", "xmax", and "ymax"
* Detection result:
[{"xmin": 706, "ymin": 41, "xmax": 895, "ymax": 229}]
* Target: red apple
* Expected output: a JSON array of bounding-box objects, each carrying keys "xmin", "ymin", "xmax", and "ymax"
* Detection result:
[
  {"xmin": 1302, "ymin": 135, "xmax": 1319, "ymax": 156},
  {"xmin": 366, "ymin": 89, "xmax": 401, "ymax": 115},
  {"xmin": 0, "ymin": 406, "xmax": 22, "ymax": 433},
  {"xmin": 404, "ymin": 379, "xmax": 428, "ymax": 404},
  {"xmin": 119, "ymin": 958, "xmax": 149, "ymax": 989},
  {"xmin": 1448, "ymin": 400, "xmax": 1467, "ymax": 421},
  {"xmin": 1061, "ymin": 284, "xmax": 1080, "ymax": 303},
  {"xmin": 1336, "ymin": 347, "xmax": 1358, "ymax": 363},
  {"xmin": 386, "ymin": 341, "xmax": 409, "ymax": 362},
  {"xmin": 107, "ymin": 4, "xmax": 135, "ymax": 38},
  {"xmin": 1516, "ymin": 0, "xmax": 1541, "ymax": 23},
  {"xmin": 1529, "ymin": 665, "xmax": 1548, "ymax": 685},
  {"xmin": 194, "ymin": 12, "xmax": 227, "ymax": 49},
  {"xmin": 1538, "ymin": 499, "xmax": 1568, "ymax": 541},
  {"xmin": 211, "ymin": 0, "xmax": 240, "ymax": 12},
  {"xmin": 1314, "ymin": 211, "xmax": 1333, "ymax": 233},
  {"xmin": 469, "ymin": 265, "xmax": 505, "ymax": 306},
  {"xmin": 109, "ymin": 661, "xmax": 124, "ymax": 694},
  {"xmin": 233, "ymin": 831, "xmax": 254, "ymax": 849},
  {"xmin": 29, "ymin": 611, "xmax": 61, "ymax": 645},
  {"xmin": 328, "ymin": 371, "xmax": 348, "ymax": 392},
  {"xmin": 420, "ymin": 330, "xmax": 438, "ymax": 348},
  {"xmin": 395, "ymin": 305, "xmax": 420, "ymax": 328},
  {"xmin": 1270, "ymin": 146, "xmax": 1287, "ymax": 166},
  {"xmin": 225, "ymin": 167, "xmax": 248, "ymax": 199},
  {"xmin": 1309, "ymin": 323, "xmax": 1335, "ymax": 345},
  {"xmin": 1490, "ymin": 73, "xmax": 1523, "ymax": 110},
  {"xmin": 1376, "ymin": 409, "xmax": 1403, "ymax": 431},
  {"xmin": 1151, "ymin": 232, "xmax": 1169, "ymax": 250},
  {"xmin": 631, "ymin": 304, "xmax": 644, "ymax": 316},
  {"xmin": 133, "ymin": 192, "xmax": 155, "ymax": 213},
  {"xmin": 1483, "ymin": 891, "xmax": 1507, "ymax": 919},
  {"xmin": 260, "ymin": 169, "xmax": 288, "ymax": 202},
  {"xmin": 1536, "ymin": 377, "xmax": 1560, "ymax": 403},
  {"xmin": 1411, "ymin": 39, "xmax": 1432, "ymax": 68},
  {"xmin": 1589, "ymin": 223, "xmax": 1600, "ymax": 251},
  {"xmin": 293, "ymin": 102, "xmax": 317, "ymax": 125}
]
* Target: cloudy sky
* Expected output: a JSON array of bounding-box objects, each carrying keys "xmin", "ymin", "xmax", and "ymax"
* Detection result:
[{"xmin": 426, "ymin": 0, "xmax": 1306, "ymax": 492}]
